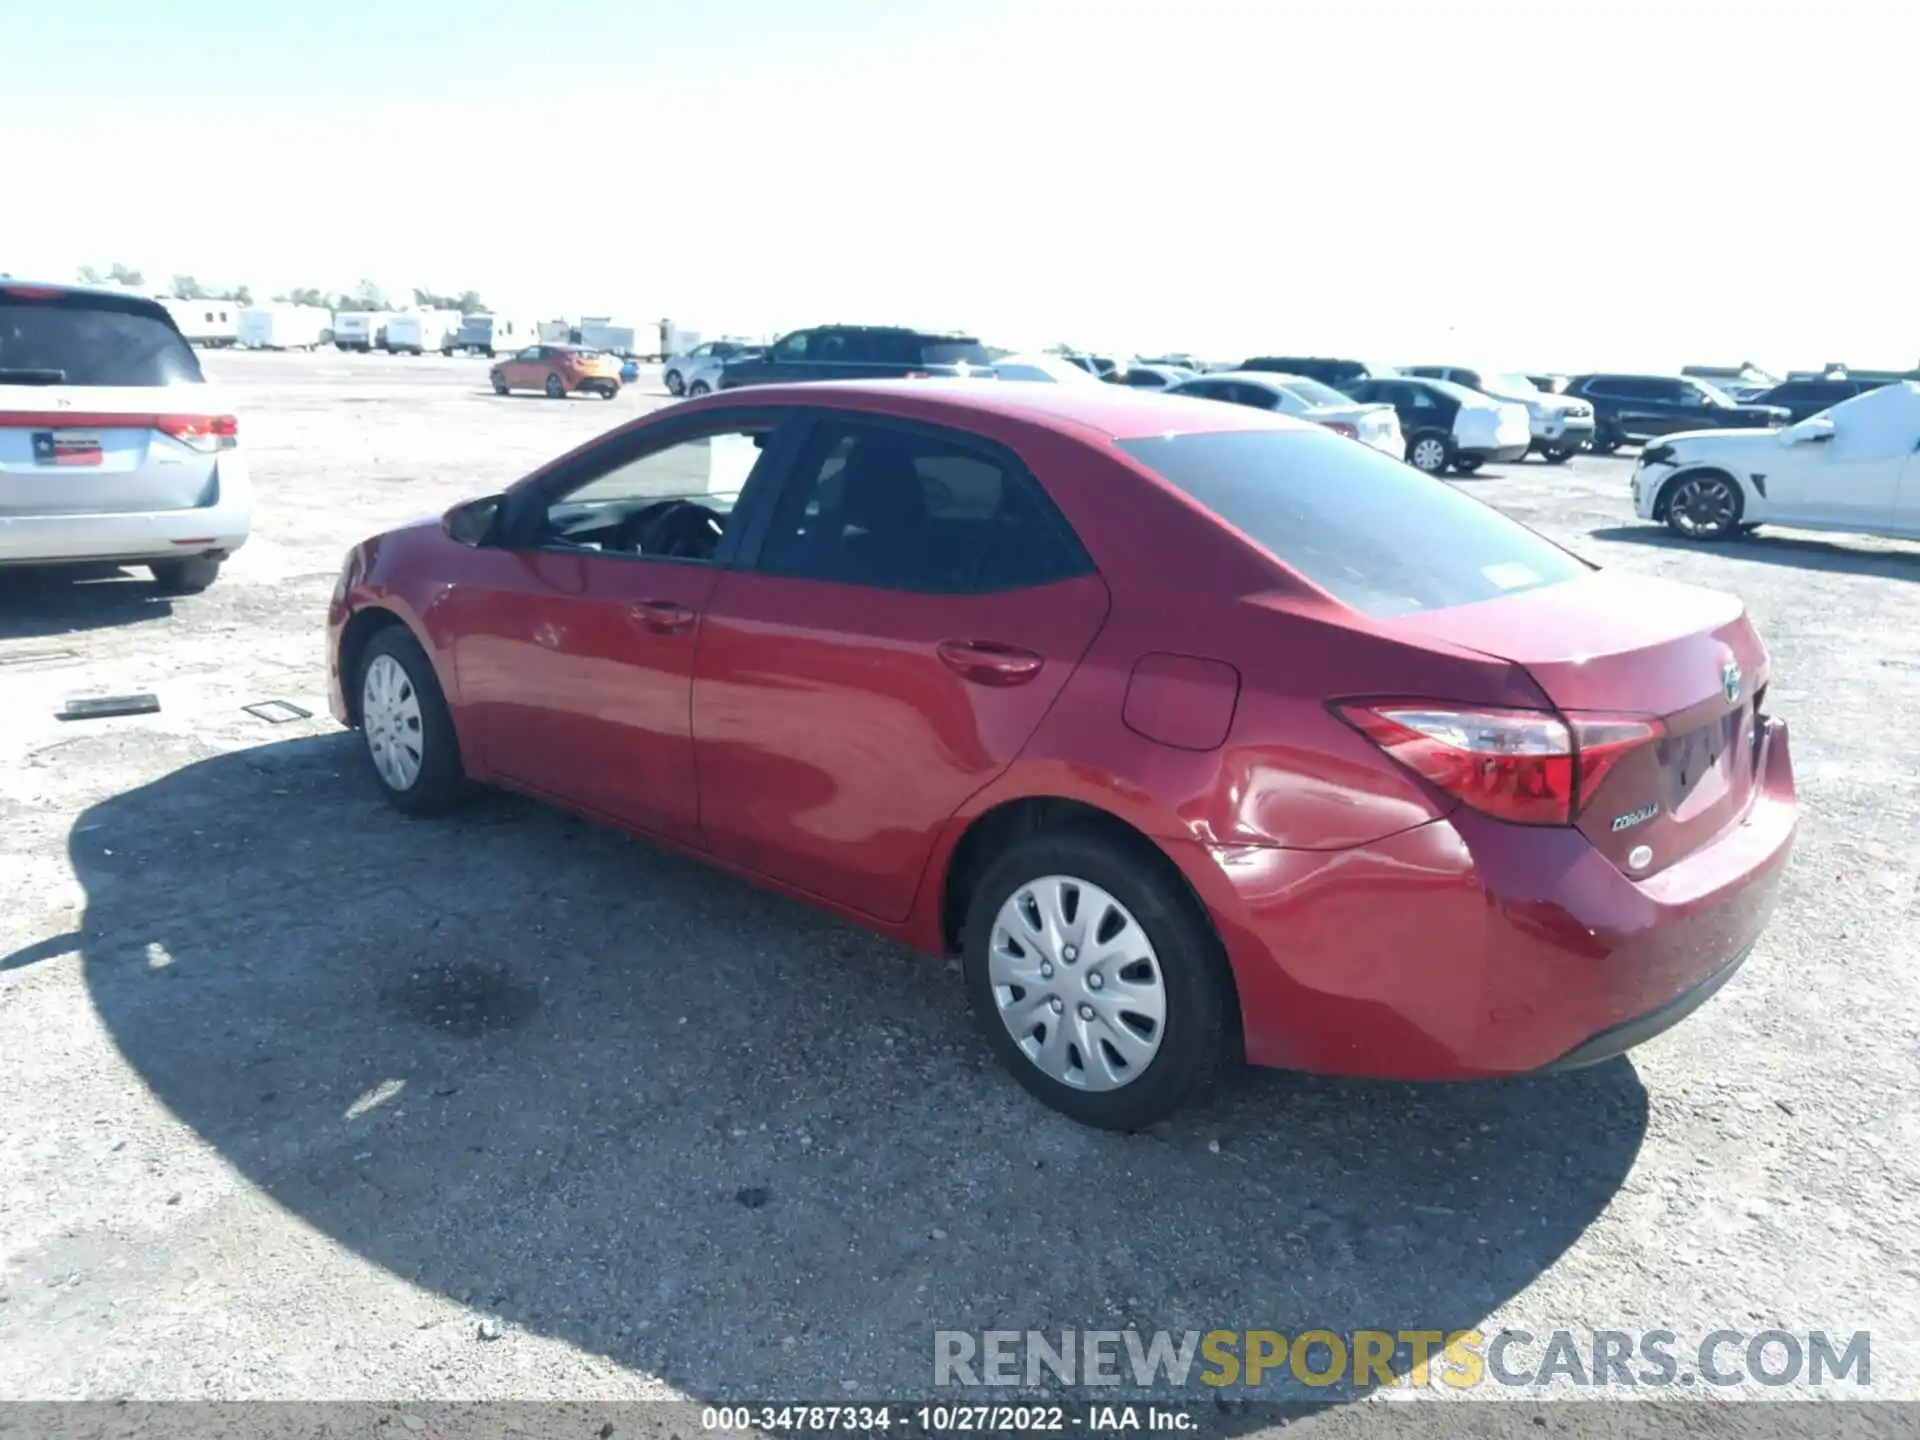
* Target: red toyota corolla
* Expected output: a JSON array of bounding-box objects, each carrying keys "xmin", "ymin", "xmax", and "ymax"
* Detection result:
[{"xmin": 327, "ymin": 381, "xmax": 1796, "ymax": 1129}]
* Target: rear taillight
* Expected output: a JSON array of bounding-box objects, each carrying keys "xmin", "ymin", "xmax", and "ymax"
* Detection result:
[
  {"xmin": 904, "ymin": 370, "xmax": 931, "ymax": 379},
  {"xmin": 1335, "ymin": 702, "xmax": 1662, "ymax": 826},
  {"xmin": 157, "ymin": 414, "xmax": 238, "ymax": 453},
  {"xmin": 1320, "ymin": 421, "xmax": 1359, "ymax": 440}
]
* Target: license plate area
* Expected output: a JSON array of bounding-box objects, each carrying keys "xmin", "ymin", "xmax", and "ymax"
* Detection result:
[{"xmin": 32, "ymin": 430, "xmax": 103, "ymax": 466}]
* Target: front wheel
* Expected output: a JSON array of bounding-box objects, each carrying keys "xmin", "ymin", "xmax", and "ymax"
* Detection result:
[
  {"xmin": 1543, "ymin": 444, "xmax": 1578, "ymax": 464},
  {"xmin": 149, "ymin": 555, "xmax": 222, "ymax": 594},
  {"xmin": 545, "ymin": 373, "xmax": 565, "ymax": 399},
  {"xmin": 963, "ymin": 827, "xmax": 1233, "ymax": 1130},
  {"xmin": 1589, "ymin": 427, "xmax": 1622, "ymax": 455},
  {"xmin": 1662, "ymin": 471, "xmax": 1744, "ymax": 541},
  {"xmin": 356, "ymin": 627, "xmax": 470, "ymax": 814},
  {"xmin": 490, "ymin": 373, "xmax": 509, "ymax": 395},
  {"xmin": 1451, "ymin": 455, "xmax": 1484, "ymax": 474},
  {"xmin": 1407, "ymin": 433, "xmax": 1451, "ymax": 474}
]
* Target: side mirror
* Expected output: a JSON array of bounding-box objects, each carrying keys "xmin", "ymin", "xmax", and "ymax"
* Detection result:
[
  {"xmin": 443, "ymin": 494, "xmax": 504, "ymax": 546},
  {"xmin": 1780, "ymin": 417, "xmax": 1835, "ymax": 445}
]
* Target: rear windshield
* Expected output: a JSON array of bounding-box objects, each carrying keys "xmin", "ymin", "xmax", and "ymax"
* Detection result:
[
  {"xmin": 1274, "ymin": 376, "xmax": 1353, "ymax": 407},
  {"xmin": 919, "ymin": 339, "xmax": 993, "ymax": 366},
  {"xmin": 1118, "ymin": 429, "xmax": 1589, "ymax": 618},
  {"xmin": 0, "ymin": 298, "xmax": 204, "ymax": 386}
]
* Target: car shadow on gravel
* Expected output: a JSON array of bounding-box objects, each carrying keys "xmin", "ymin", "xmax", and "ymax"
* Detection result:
[
  {"xmin": 0, "ymin": 566, "xmax": 176, "ymax": 641},
  {"xmin": 72, "ymin": 734, "xmax": 1648, "ymax": 1413},
  {"xmin": 1588, "ymin": 525, "xmax": 1920, "ymax": 580}
]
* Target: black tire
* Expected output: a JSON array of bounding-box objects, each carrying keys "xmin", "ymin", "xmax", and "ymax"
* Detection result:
[
  {"xmin": 1406, "ymin": 432, "xmax": 1452, "ymax": 474},
  {"xmin": 962, "ymin": 826, "xmax": 1234, "ymax": 1130},
  {"xmin": 687, "ymin": 379, "xmax": 712, "ymax": 398},
  {"xmin": 600, "ymin": 382, "xmax": 619, "ymax": 399},
  {"xmin": 1451, "ymin": 455, "xmax": 1484, "ymax": 474},
  {"xmin": 490, "ymin": 372, "xmax": 509, "ymax": 395},
  {"xmin": 149, "ymin": 555, "xmax": 222, "ymax": 594},
  {"xmin": 1588, "ymin": 426, "xmax": 1621, "ymax": 455},
  {"xmin": 1660, "ymin": 469, "xmax": 1744, "ymax": 542},
  {"xmin": 545, "ymin": 373, "xmax": 565, "ymax": 399},
  {"xmin": 1543, "ymin": 444, "xmax": 1577, "ymax": 464},
  {"xmin": 665, "ymin": 369, "xmax": 686, "ymax": 396},
  {"xmin": 354, "ymin": 627, "xmax": 469, "ymax": 815}
]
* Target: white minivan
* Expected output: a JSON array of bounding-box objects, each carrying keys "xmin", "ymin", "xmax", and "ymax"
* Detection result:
[{"xmin": 0, "ymin": 282, "xmax": 251, "ymax": 592}]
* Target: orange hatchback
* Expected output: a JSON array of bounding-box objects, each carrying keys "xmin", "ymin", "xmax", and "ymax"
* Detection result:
[{"xmin": 489, "ymin": 344, "xmax": 621, "ymax": 400}]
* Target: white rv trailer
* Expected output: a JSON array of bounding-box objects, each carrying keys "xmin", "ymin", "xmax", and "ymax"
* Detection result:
[
  {"xmin": 160, "ymin": 297, "xmax": 239, "ymax": 347},
  {"xmin": 446, "ymin": 314, "xmax": 536, "ymax": 357},
  {"xmin": 236, "ymin": 304, "xmax": 330, "ymax": 350},
  {"xmin": 383, "ymin": 311, "xmax": 461, "ymax": 354}
]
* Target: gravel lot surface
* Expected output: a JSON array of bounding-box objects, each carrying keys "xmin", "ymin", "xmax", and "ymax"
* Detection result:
[{"xmin": 2, "ymin": 351, "xmax": 1917, "ymax": 1422}]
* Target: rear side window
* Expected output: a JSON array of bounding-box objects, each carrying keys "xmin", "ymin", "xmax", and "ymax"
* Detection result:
[
  {"xmin": 918, "ymin": 338, "xmax": 992, "ymax": 366},
  {"xmin": 1117, "ymin": 429, "xmax": 1588, "ymax": 618},
  {"xmin": 0, "ymin": 297, "xmax": 203, "ymax": 386},
  {"xmin": 757, "ymin": 419, "xmax": 1091, "ymax": 592}
]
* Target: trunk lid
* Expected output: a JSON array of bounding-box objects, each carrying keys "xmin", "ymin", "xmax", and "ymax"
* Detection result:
[
  {"xmin": 1394, "ymin": 571, "xmax": 1769, "ymax": 876},
  {"xmin": 0, "ymin": 385, "xmax": 228, "ymax": 515}
]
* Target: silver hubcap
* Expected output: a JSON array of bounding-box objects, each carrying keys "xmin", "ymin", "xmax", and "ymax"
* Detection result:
[
  {"xmin": 988, "ymin": 876, "xmax": 1166, "ymax": 1092},
  {"xmin": 1671, "ymin": 477, "xmax": 1735, "ymax": 536},
  {"xmin": 1411, "ymin": 438, "xmax": 1447, "ymax": 471},
  {"xmin": 362, "ymin": 654, "xmax": 425, "ymax": 792}
]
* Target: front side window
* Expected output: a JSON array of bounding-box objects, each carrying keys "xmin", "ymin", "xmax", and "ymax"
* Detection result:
[
  {"xmin": 1118, "ymin": 429, "xmax": 1588, "ymax": 619},
  {"xmin": 536, "ymin": 424, "xmax": 776, "ymax": 561},
  {"xmin": 774, "ymin": 331, "xmax": 810, "ymax": 361},
  {"xmin": 756, "ymin": 420, "xmax": 1090, "ymax": 592}
]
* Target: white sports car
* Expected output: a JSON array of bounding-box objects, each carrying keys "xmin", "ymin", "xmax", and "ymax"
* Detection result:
[{"xmin": 1632, "ymin": 381, "xmax": 1920, "ymax": 541}]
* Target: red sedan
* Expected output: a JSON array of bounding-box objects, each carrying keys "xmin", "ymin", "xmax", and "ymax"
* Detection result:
[{"xmin": 326, "ymin": 382, "xmax": 1796, "ymax": 1130}]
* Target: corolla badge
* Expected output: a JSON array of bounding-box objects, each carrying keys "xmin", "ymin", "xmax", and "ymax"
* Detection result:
[
  {"xmin": 1723, "ymin": 660, "xmax": 1743, "ymax": 706},
  {"xmin": 1611, "ymin": 802, "xmax": 1660, "ymax": 833}
]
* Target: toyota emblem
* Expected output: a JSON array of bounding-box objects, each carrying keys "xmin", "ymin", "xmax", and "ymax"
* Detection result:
[{"xmin": 1722, "ymin": 660, "xmax": 1743, "ymax": 706}]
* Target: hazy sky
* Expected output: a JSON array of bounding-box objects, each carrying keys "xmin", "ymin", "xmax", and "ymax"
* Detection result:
[{"xmin": 5, "ymin": 0, "xmax": 1913, "ymax": 370}]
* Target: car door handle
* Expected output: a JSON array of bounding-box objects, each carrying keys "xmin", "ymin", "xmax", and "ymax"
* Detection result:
[
  {"xmin": 936, "ymin": 639, "xmax": 1044, "ymax": 687},
  {"xmin": 627, "ymin": 599, "xmax": 696, "ymax": 635}
]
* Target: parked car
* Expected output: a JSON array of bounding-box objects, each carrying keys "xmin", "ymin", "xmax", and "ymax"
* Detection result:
[
  {"xmin": 328, "ymin": 381, "xmax": 1795, "ymax": 1129},
  {"xmin": 1631, "ymin": 380, "xmax": 1920, "ymax": 542},
  {"xmin": 1340, "ymin": 375, "xmax": 1532, "ymax": 473},
  {"xmin": 1565, "ymin": 374, "xmax": 1789, "ymax": 453},
  {"xmin": 1746, "ymin": 377, "xmax": 1893, "ymax": 424},
  {"xmin": 1110, "ymin": 364, "xmax": 1195, "ymax": 390},
  {"xmin": 664, "ymin": 340, "xmax": 752, "ymax": 396},
  {"xmin": 993, "ymin": 354, "xmax": 1106, "ymax": 385},
  {"xmin": 1238, "ymin": 357, "xmax": 1399, "ymax": 389},
  {"xmin": 674, "ymin": 354, "xmax": 727, "ymax": 397},
  {"xmin": 0, "ymin": 281, "xmax": 251, "ymax": 592},
  {"xmin": 1403, "ymin": 366, "xmax": 1595, "ymax": 463},
  {"xmin": 488, "ymin": 344, "xmax": 622, "ymax": 399},
  {"xmin": 1165, "ymin": 370, "xmax": 1403, "ymax": 457},
  {"xmin": 717, "ymin": 326, "xmax": 995, "ymax": 389}
]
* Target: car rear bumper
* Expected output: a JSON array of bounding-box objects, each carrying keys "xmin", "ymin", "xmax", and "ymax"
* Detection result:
[
  {"xmin": 1458, "ymin": 442, "xmax": 1533, "ymax": 463},
  {"xmin": 0, "ymin": 457, "xmax": 252, "ymax": 567},
  {"xmin": 1178, "ymin": 716, "xmax": 1796, "ymax": 1079}
]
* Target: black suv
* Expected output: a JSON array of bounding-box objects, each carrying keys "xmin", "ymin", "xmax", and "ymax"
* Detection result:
[
  {"xmin": 717, "ymin": 326, "xmax": 994, "ymax": 389},
  {"xmin": 1748, "ymin": 377, "xmax": 1894, "ymax": 424},
  {"xmin": 1237, "ymin": 357, "xmax": 1398, "ymax": 389},
  {"xmin": 1564, "ymin": 373, "xmax": 1789, "ymax": 453}
]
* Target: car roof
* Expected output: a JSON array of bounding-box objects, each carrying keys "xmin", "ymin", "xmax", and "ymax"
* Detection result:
[
  {"xmin": 1, "ymin": 279, "xmax": 174, "ymax": 317},
  {"xmin": 677, "ymin": 378, "xmax": 1316, "ymax": 441}
]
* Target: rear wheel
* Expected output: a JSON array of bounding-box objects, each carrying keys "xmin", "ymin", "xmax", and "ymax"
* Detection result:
[
  {"xmin": 599, "ymin": 381, "xmax": 619, "ymax": 399},
  {"xmin": 1662, "ymin": 471, "xmax": 1743, "ymax": 541},
  {"xmin": 1451, "ymin": 455, "xmax": 1484, "ymax": 474},
  {"xmin": 1543, "ymin": 443, "xmax": 1578, "ymax": 464},
  {"xmin": 1407, "ymin": 433, "xmax": 1452, "ymax": 474},
  {"xmin": 491, "ymin": 372, "xmax": 509, "ymax": 395},
  {"xmin": 356, "ymin": 628, "xmax": 469, "ymax": 814},
  {"xmin": 665, "ymin": 369, "xmax": 686, "ymax": 396},
  {"xmin": 545, "ymin": 373, "xmax": 565, "ymax": 399},
  {"xmin": 149, "ymin": 556, "xmax": 222, "ymax": 594},
  {"xmin": 963, "ymin": 827, "xmax": 1233, "ymax": 1130},
  {"xmin": 1589, "ymin": 425, "xmax": 1622, "ymax": 455},
  {"xmin": 687, "ymin": 379, "xmax": 712, "ymax": 397}
]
